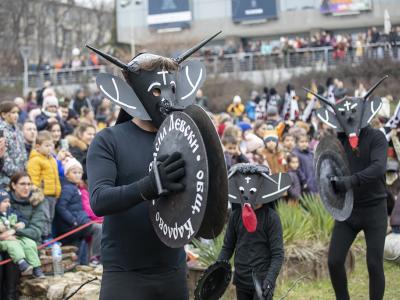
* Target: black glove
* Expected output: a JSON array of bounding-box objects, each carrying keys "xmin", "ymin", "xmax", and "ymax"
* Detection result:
[
  {"xmin": 330, "ymin": 175, "xmax": 354, "ymax": 194},
  {"xmin": 139, "ymin": 152, "xmax": 185, "ymax": 200},
  {"xmin": 262, "ymin": 279, "xmax": 274, "ymax": 300}
]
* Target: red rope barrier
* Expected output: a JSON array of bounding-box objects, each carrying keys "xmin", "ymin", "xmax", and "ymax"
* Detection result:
[{"xmin": 0, "ymin": 220, "xmax": 102, "ymax": 266}]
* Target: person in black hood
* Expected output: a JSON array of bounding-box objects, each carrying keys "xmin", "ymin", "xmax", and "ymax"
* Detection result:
[
  {"xmin": 218, "ymin": 164, "xmax": 290, "ymax": 300},
  {"xmin": 309, "ymin": 76, "xmax": 389, "ymax": 300},
  {"xmin": 86, "ymin": 33, "xmax": 219, "ymax": 299}
]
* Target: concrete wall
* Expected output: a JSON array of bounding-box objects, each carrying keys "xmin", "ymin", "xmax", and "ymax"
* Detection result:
[{"xmin": 116, "ymin": 0, "xmax": 400, "ymax": 46}]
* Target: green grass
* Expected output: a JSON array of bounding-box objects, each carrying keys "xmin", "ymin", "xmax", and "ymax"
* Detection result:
[{"xmin": 273, "ymin": 251, "xmax": 400, "ymax": 300}]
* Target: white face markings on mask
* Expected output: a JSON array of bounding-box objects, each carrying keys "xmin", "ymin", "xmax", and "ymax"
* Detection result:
[
  {"xmin": 157, "ymin": 69, "xmax": 169, "ymax": 85},
  {"xmin": 343, "ymin": 100, "xmax": 352, "ymax": 111},
  {"xmin": 245, "ymin": 176, "xmax": 251, "ymax": 184},
  {"xmin": 147, "ymin": 82, "xmax": 161, "ymax": 92}
]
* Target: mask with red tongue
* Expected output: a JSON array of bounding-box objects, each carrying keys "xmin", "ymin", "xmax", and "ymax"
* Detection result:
[
  {"xmin": 348, "ymin": 133, "xmax": 359, "ymax": 149},
  {"xmin": 242, "ymin": 203, "xmax": 257, "ymax": 233}
]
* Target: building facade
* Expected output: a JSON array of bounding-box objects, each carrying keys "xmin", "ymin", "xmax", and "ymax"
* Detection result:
[{"xmin": 116, "ymin": 0, "xmax": 400, "ymax": 50}]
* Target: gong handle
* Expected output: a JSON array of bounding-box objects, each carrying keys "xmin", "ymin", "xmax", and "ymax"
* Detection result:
[{"xmin": 153, "ymin": 157, "xmax": 169, "ymax": 196}]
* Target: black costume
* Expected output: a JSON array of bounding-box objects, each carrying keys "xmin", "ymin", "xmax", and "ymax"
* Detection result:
[
  {"xmin": 329, "ymin": 127, "xmax": 387, "ymax": 300},
  {"xmin": 309, "ymin": 77, "xmax": 389, "ymax": 300},
  {"xmin": 86, "ymin": 34, "xmax": 220, "ymax": 299},
  {"xmin": 216, "ymin": 164, "xmax": 290, "ymax": 300},
  {"xmin": 219, "ymin": 205, "xmax": 284, "ymax": 300}
]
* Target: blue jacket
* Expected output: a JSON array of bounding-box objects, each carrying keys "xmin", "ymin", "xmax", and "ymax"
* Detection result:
[
  {"xmin": 293, "ymin": 148, "xmax": 318, "ymax": 193},
  {"xmin": 55, "ymin": 179, "xmax": 90, "ymax": 235}
]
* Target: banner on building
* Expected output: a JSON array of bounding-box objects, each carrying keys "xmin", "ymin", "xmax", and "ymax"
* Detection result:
[
  {"xmin": 231, "ymin": 0, "xmax": 278, "ymax": 23},
  {"xmin": 320, "ymin": 0, "xmax": 372, "ymax": 15},
  {"xmin": 147, "ymin": 0, "xmax": 191, "ymax": 29}
]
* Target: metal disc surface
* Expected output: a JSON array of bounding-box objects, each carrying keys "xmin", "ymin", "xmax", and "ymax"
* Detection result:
[
  {"xmin": 194, "ymin": 261, "xmax": 232, "ymax": 300},
  {"xmin": 150, "ymin": 111, "xmax": 209, "ymax": 248},
  {"xmin": 315, "ymin": 150, "xmax": 354, "ymax": 221},
  {"xmin": 184, "ymin": 105, "xmax": 228, "ymax": 239}
]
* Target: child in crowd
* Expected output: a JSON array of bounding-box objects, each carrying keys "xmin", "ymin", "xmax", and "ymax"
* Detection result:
[
  {"xmin": 55, "ymin": 158, "xmax": 101, "ymax": 265},
  {"xmin": 286, "ymin": 154, "xmax": 305, "ymax": 205},
  {"xmin": 27, "ymin": 130, "xmax": 61, "ymax": 239},
  {"xmin": 293, "ymin": 134, "xmax": 317, "ymax": 193},
  {"xmin": 222, "ymin": 135, "xmax": 249, "ymax": 169},
  {"xmin": 0, "ymin": 190, "xmax": 45, "ymax": 278},
  {"xmin": 281, "ymin": 133, "xmax": 296, "ymax": 156},
  {"xmin": 258, "ymin": 129, "xmax": 286, "ymax": 173}
]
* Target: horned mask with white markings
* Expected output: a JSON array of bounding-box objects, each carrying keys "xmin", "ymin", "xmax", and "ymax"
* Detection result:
[
  {"xmin": 305, "ymin": 76, "xmax": 388, "ymax": 149},
  {"xmin": 228, "ymin": 164, "xmax": 291, "ymax": 233},
  {"xmin": 86, "ymin": 31, "xmax": 221, "ymax": 127}
]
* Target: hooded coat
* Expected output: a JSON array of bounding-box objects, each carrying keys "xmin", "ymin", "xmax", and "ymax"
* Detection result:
[
  {"xmin": 10, "ymin": 187, "xmax": 45, "ymax": 242},
  {"xmin": 55, "ymin": 179, "xmax": 90, "ymax": 235}
]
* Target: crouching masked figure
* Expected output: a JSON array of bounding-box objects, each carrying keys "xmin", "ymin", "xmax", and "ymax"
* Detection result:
[
  {"xmin": 217, "ymin": 163, "xmax": 291, "ymax": 300},
  {"xmin": 308, "ymin": 76, "xmax": 389, "ymax": 300},
  {"xmin": 86, "ymin": 32, "xmax": 220, "ymax": 300}
]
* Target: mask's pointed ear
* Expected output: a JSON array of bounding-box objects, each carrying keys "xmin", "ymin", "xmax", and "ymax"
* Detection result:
[
  {"xmin": 96, "ymin": 73, "xmax": 151, "ymax": 121},
  {"xmin": 258, "ymin": 173, "xmax": 291, "ymax": 204},
  {"xmin": 315, "ymin": 107, "xmax": 343, "ymax": 132},
  {"xmin": 176, "ymin": 60, "xmax": 206, "ymax": 107},
  {"xmin": 361, "ymin": 96, "xmax": 382, "ymax": 127}
]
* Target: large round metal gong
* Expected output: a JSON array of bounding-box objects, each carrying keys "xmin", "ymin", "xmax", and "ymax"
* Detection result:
[
  {"xmin": 315, "ymin": 149, "xmax": 354, "ymax": 221},
  {"xmin": 150, "ymin": 111, "xmax": 209, "ymax": 248},
  {"xmin": 184, "ymin": 105, "xmax": 228, "ymax": 239}
]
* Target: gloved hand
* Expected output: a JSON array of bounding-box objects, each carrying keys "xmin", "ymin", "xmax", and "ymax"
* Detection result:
[
  {"xmin": 262, "ymin": 279, "xmax": 274, "ymax": 300},
  {"xmin": 330, "ymin": 176, "xmax": 354, "ymax": 194},
  {"xmin": 139, "ymin": 152, "xmax": 185, "ymax": 200}
]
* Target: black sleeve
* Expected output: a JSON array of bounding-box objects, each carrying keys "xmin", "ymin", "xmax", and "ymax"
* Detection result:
[
  {"xmin": 265, "ymin": 209, "xmax": 284, "ymax": 284},
  {"xmin": 0, "ymin": 157, "xmax": 3, "ymax": 173},
  {"xmin": 87, "ymin": 130, "xmax": 149, "ymax": 216},
  {"xmin": 353, "ymin": 130, "xmax": 388, "ymax": 186},
  {"xmin": 218, "ymin": 211, "xmax": 237, "ymax": 261}
]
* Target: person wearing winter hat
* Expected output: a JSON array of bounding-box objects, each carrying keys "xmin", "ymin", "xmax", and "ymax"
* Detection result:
[
  {"xmin": 242, "ymin": 133, "xmax": 266, "ymax": 165},
  {"xmin": 227, "ymin": 95, "xmax": 245, "ymax": 121},
  {"xmin": 55, "ymin": 158, "xmax": 102, "ymax": 265},
  {"xmin": 35, "ymin": 95, "xmax": 66, "ymax": 132},
  {"xmin": 258, "ymin": 129, "xmax": 286, "ymax": 174},
  {"xmin": 0, "ymin": 189, "xmax": 45, "ymax": 278}
]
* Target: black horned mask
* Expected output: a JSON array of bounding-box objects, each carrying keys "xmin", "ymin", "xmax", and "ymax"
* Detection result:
[
  {"xmin": 86, "ymin": 31, "xmax": 221, "ymax": 127},
  {"xmin": 228, "ymin": 164, "xmax": 291, "ymax": 233},
  {"xmin": 305, "ymin": 76, "xmax": 388, "ymax": 149}
]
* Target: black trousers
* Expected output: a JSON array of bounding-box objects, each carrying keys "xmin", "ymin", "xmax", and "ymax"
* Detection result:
[
  {"xmin": 0, "ymin": 255, "xmax": 20, "ymax": 300},
  {"xmin": 328, "ymin": 200, "xmax": 387, "ymax": 300},
  {"xmin": 236, "ymin": 288, "xmax": 258, "ymax": 300},
  {"xmin": 100, "ymin": 267, "xmax": 188, "ymax": 300}
]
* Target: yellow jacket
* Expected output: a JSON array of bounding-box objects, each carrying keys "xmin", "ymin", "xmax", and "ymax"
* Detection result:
[
  {"xmin": 227, "ymin": 103, "xmax": 245, "ymax": 118},
  {"xmin": 27, "ymin": 150, "xmax": 61, "ymax": 198}
]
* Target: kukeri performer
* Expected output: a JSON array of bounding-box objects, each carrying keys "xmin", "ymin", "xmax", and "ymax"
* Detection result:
[
  {"xmin": 218, "ymin": 164, "xmax": 291, "ymax": 300},
  {"xmin": 307, "ymin": 76, "xmax": 389, "ymax": 300},
  {"xmin": 86, "ymin": 33, "xmax": 220, "ymax": 299}
]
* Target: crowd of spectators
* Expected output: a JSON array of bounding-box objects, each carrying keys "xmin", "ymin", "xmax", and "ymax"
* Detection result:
[
  {"xmin": 0, "ymin": 83, "xmax": 116, "ymax": 284},
  {"xmin": 219, "ymin": 78, "xmax": 400, "ymax": 225},
  {"xmin": 1, "ymin": 74, "xmax": 400, "ymax": 296},
  {"xmin": 198, "ymin": 26, "xmax": 400, "ymax": 61}
]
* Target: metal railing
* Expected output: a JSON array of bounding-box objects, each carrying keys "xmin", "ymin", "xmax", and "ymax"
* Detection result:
[
  {"xmin": 200, "ymin": 42, "xmax": 399, "ymax": 75},
  {"xmin": 4, "ymin": 42, "xmax": 396, "ymax": 90},
  {"xmin": 27, "ymin": 65, "xmax": 106, "ymax": 88}
]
